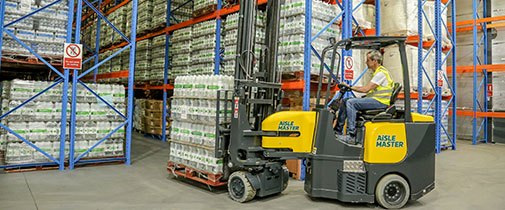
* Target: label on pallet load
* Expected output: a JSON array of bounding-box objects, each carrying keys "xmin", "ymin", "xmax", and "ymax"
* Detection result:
[
  {"xmin": 437, "ymin": 70, "xmax": 444, "ymax": 87},
  {"xmin": 63, "ymin": 43, "xmax": 83, "ymax": 69},
  {"xmin": 488, "ymin": 84, "xmax": 493, "ymax": 97},
  {"xmin": 344, "ymin": 56, "xmax": 354, "ymax": 80}
]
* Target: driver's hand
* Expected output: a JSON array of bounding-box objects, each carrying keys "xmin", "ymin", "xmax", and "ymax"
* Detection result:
[{"xmin": 339, "ymin": 83, "xmax": 350, "ymax": 89}]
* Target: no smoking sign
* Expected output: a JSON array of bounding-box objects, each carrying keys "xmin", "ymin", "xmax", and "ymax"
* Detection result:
[
  {"xmin": 344, "ymin": 56, "xmax": 354, "ymax": 80},
  {"xmin": 63, "ymin": 43, "xmax": 83, "ymax": 69}
]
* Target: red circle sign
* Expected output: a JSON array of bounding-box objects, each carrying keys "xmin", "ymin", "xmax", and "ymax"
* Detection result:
[
  {"xmin": 65, "ymin": 44, "xmax": 81, "ymax": 58},
  {"xmin": 345, "ymin": 57, "xmax": 353, "ymax": 69}
]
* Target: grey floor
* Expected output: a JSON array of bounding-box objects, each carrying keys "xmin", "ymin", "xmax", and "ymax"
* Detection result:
[{"xmin": 1, "ymin": 133, "xmax": 505, "ymax": 210}]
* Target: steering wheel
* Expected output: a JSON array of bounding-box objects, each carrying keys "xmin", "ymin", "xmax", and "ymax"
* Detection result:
[{"xmin": 327, "ymin": 84, "xmax": 353, "ymax": 112}]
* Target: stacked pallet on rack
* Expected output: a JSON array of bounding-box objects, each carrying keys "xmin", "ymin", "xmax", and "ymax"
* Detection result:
[
  {"xmin": 191, "ymin": 20, "xmax": 224, "ymax": 75},
  {"xmin": 380, "ymin": 0, "xmax": 450, "ymax": 95},
  {"xmin": 222, "ymin": 11, "xmax": 266, "ymax": 76},
  {"xmin": 193, "ymin": 0, "xmax": 219, "ymax": 17},
  {"xmin": 1, "ymin": 0, "xmax": 68, "ymax": 63},
  {"xmin": 170, "ymin": 27, "xmax": 192, "ymax": 79},
  {"xmin": 72, "ymin": 83, "xmax": 126, "ymax": 159},
  {"xmin": 0, "ymin": 80, "xmax": 126, "ymax": 165},
  {"xmin": 133, "ymin": 99, "xmax": 146, "ymax": 132},
  {"xmin": 135, "ymin": 39, "xmax": 152, "ymax": 82},
  {"xmin": 148, "ymin": 35, "xmax": 168, "ymax": 81},
  {"xmin": 165, "ymin": 0, "xmax": 194, "ymax": 26},
  {"xmin": 137, "ymin": 0, "xmax": 154, "ymax": 35},
  {"xmin": 0, "ymin": 80, "xmax": 66, "ymax": 165},
  {"xmin": 133, "ymin": 98, "xmax": 170, "ymax": 136},
  {"xmin": 278, "ymin": 0, "xmax": 340, "ymax": 76},
  {"xmin": 145, "ymin": 99, "xmax": 170, "ymax": 136}
]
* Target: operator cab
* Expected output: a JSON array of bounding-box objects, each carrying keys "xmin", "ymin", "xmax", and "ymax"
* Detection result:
[{"xmin": 315, "ymin": 37, "xmax": 414, "ymax": 147}]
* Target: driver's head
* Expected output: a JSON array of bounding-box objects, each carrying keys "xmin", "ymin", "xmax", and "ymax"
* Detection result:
[{"xmin": 366, "ymin": 50, "xmax": 383, "ymax": 71}]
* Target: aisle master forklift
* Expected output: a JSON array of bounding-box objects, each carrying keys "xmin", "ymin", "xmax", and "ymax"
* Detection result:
[{"xmin": 211, "ymin": 1, "xmax": 435, "ymax": 209}]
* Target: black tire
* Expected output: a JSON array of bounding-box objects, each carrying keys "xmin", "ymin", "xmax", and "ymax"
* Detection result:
[
  {"xmin": 228, "ymin": 171, "xmax": 256, "ymax": 203},
  {"xmin": 282, "ymin": 166, "xmax": 289, "ymax": 192},
  {"xmin": 375, "ymin": 174, "xmax": 410, "ymax": 209}
]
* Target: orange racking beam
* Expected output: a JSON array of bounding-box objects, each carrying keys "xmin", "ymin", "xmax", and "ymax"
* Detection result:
[
  {"xmin": 449, "ymin": 110, "xmax": 505, "ymax": 118},
  {"xmin": 105, "ymin": 0, "xmax": 131, "ymax": 16},
  {"xmin": 449, "ymin": 15, "xmax": 505, "ymax": 32},
  {"xmin": 81, "ymin": 0, "xmax": 114, "ymax": 22},
  {"xmin": 447, "ymin": 64, "xmax": 505, "ymax": 74},
  {"xmin": 449, "ymin": 15, "xmax": 505, "ymax": 27}
]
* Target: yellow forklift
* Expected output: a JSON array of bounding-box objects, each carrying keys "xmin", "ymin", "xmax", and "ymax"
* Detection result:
[{"xmin": 214, "ymin": 1, "xmax": 435, "ymax": 209}]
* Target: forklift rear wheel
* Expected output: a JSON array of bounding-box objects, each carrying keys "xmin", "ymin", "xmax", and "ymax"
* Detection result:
[
  {"xmin": 375, "ymin": 174, "xmax": 410, "ymax": 209},
  {"xmin": 228, "ymin": 171, "xmax": 256, "ymax": 203}
]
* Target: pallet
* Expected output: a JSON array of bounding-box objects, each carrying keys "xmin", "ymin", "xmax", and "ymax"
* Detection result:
[
  {"xmin": 74, "ymin": 156, "xmax": 125, "ymax": 168},
  {"xmin": 1, "ymin": 52, "xmax": 63, "ymax": 67},
  {"xmin": 193, "ymin": 4, "xmax": 218, "ymax": 18},
  {"xmin": 3, "ymin": 164, "xmax": 59, "ymax": 173},
  {"xmin": 144, "ymin": 133, "xmax": 163, "ymax": 140},
  {"xmin": 167, "ymin": 161, "xmax": 227, "ymax": 187},
  {"xmin": 285, "ymin": 159, "xmax": 304, "ymax": 180},
  {"xmin": 281, "ymin": 71, "xmax": 331, "ymax": 83}
]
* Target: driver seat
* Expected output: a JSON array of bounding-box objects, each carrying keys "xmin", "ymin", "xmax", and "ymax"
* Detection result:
[{"xmin": 359, "ymin": 82, "xmax": 402, "ymax": 121}]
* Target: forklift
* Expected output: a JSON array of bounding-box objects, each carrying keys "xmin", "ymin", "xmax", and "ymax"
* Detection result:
[{"xmin": 214, "ymin": 1, "xmax": 435, "ymax": 209}]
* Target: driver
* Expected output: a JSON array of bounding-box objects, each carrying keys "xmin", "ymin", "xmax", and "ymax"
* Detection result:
[{"xmin": 336, "ymin": 50, "xmax": 394, "ymax": 142}]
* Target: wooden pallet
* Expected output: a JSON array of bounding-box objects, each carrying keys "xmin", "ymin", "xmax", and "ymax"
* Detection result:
[
  {"xmin": 2, "ymin": 52, "xmax": 63, "ymax": 67},
  {"xmin": 167, "ymin": 161, "xmax": 227, "ymax": 187},
  {"xmin": 285, "ymin": 159, "xmax": 304, "ymax": 180},
  {"xmin": 3, "ymin": 164, "xmax": 59, "ymax": 173},
  {"xmin": 281, "ymin": 71, "xmax": 332, "ymax": 83},
  {"xmin": 193, "ymin": 4, "xmax": 218, "ymax": 18}
]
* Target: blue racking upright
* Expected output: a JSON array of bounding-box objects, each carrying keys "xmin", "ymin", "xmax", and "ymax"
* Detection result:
[
  {"xmin": 417, "ymin": 0, "xmax": 457, "ymax": 153},
  {"xmin": 471, "ymin": 0, "xmax": 489, "ymax": 144},
  {"xmin": 68, "ymin": 0, "xmax": 138, "ymax": 169},
  {"xmin": 0, "ymin": 0, "xmax": 74, "ymax": 170}
]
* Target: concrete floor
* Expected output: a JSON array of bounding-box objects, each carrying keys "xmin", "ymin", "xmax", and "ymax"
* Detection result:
[{"xmin": 1, "ymin": 133, "xmax": 505, "ymax": 210}]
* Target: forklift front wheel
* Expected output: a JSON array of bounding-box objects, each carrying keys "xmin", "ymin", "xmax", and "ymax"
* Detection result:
[
  {"xmin": 228, "ymin": 171, "xmax": 257, "ymax": 203},
  {"xmin": 375, "ymin": 174, "xmax": 410, "ymax": 209}
]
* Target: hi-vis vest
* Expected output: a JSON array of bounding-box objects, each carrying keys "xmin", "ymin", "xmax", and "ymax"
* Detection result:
[{"xmin": 366, "ymin": 66, "xmax": 394, "ymax": 105}]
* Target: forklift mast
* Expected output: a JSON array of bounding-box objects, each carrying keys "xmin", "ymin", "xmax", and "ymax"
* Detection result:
[
  {"xmin": 226, "ymin": 0, "xmax": 283, "ymax": 170},
  {"xmin": 233, "ymin": 0, "xmax": 282, "ymax": 124}
]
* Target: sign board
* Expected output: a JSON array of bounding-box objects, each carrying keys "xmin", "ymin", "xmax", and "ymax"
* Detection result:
[
  {"xmin": 437, "ymin": 70, "xmax": 444, "ymax": 87},
  {"xmin": 488, "ymin": 84, "xmax": 493, "ymax": 97},
  {"xmin": 234, "ymin": 97, "xmax": 240, "ymax": 119},
  {"xmin": 63, "ymin": 43, "xmax": 83, "ymax": 69},
  {"xmin": 344, "ymin": 56, "xmax": 354, "ymax": 80}
]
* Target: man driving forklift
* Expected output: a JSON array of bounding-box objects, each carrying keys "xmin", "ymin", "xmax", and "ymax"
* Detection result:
[{"xmin": 335, "ymin": 50, "xmax": 395, "ymax": 143}]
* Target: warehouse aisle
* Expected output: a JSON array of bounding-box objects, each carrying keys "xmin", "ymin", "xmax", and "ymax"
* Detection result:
[{"xmin": 1, "ymin": 134, "xmax": 505, "ymax": 210}]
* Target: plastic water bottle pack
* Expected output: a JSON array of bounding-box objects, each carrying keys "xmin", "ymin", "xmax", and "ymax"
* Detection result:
[{"xmin": 0, "ymin": 80, "xmax": 127, "ymax": 165}]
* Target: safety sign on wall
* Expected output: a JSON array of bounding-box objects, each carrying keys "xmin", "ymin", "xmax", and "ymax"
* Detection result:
[
  {"xmin": 344, "ymin": 56, "xmax": 354, "ymax": 80},
  {"xmin": 63, "ymin": 43, "xmax": 83, "ymax": 69}
]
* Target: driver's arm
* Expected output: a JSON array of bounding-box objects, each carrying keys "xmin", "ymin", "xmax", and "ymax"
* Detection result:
[{"xmin": 350, "ymin": 82, "xmax": 378, "ymax": 93}]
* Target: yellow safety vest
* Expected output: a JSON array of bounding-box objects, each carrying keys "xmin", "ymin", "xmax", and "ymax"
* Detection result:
[{"xmin": 366, "ymin": 66, "xmax": 394, "ymax": 105}]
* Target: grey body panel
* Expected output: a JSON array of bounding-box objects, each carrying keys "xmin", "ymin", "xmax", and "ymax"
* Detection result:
[
  {"xmin": 304, "ymin": 110, "xmax": 436, "ymax": 203},
  {"xmin": 365, "ymin": 123, "xmax": 436, "ymax": 199},
  {"xmin": 304, "ymin": 110, "xmax": 374, "ymax": 203}
]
